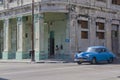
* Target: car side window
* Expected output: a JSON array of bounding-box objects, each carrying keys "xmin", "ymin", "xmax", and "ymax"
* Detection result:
[
  {"xmin": 96, "ymin": 48, "xmax": 103, "ymax": 53},
  {"xmin": 102, "ymin": 48, "xmax": 107, "ymax": 52},
  {"xmin": 97, "ymin": 48, "xmax": 107, "ymax": 53},
  {"xmin": 100, "ymin": 48, "xmax": 104, "ymax": 52}
]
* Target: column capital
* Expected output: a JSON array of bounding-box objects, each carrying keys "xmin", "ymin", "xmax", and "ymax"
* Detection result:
[
  {"xmin": 17, "ymin": 16, "xmax": 23, "ymax": 24},
  {"xmin": 34, "ymin": 13, "xmax": 44, "ymax": 23},
  {"xmin": 4, "ymin": 18, "xmax": 9, "ymax": 24}
]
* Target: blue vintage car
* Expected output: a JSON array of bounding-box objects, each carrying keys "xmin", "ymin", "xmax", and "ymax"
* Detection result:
[{"xmin": 74, "ymin": 46, "xmax": 116, "ymax": 64}]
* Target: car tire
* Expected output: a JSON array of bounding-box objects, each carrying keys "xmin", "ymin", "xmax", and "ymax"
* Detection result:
[
  {"xmin": 91, "ymin": 57, "xmax": 97, "ymax": 64},
  {"xmin": 108, "ymin": 57, "xmax": 113, "ymax": 63},
  {"xmin": 77, "ymin": 61, "xmax": 81, "ymax": 65}
]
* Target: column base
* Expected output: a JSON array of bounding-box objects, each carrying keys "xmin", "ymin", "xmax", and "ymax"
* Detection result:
[
  {"xmin": 16, "ymin": 51, "xmax": 30, "ymax": 60},
  {"xmin": 35, "ymin": 51, "xmax": 48, "ymax": 62},
  {"xmin": 2, "ymin": 51, "xmax": 15, "ymax": 60}
]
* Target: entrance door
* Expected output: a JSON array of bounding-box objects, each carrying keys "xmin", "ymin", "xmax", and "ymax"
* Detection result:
[
  {"xmin": 49, "ymin": 31, "xmax": 55, "ymax": 58},
  {"xmin": 111, "ymin": 25, "xmax": 119, "ymax": 55}
]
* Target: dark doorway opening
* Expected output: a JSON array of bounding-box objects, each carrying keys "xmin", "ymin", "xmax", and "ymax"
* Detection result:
[{"xmin": 49, "ymin": 31, "xmax": 55, "ymax": 58}]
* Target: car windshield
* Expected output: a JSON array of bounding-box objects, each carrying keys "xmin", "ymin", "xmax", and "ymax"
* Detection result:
[{"xmin": 86, "ymin": 48, "xmax": 101, "ymax": 52}]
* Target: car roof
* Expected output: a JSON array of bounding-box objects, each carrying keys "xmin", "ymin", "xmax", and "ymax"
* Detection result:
[{"xmin": 88, "ymin": 46, "xmax": 106, "ymax": 49}]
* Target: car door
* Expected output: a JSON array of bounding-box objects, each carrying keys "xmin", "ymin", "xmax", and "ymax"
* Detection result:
[
  {"xmin": 100, "ymin": 48, "xmax": 109, "ymax": 61},
  {"xmin": 97, "ymin": 48, "xmax": 108, "ymax": 61},
  {"xmin": 103, "ymin": 48, "xmax": 109, "ymax": 60}
]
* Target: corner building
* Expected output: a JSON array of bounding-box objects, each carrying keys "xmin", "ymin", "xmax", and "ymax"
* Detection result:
[{"xmin": 0, "ymin": 0, "xmax": 120, "ymax": 61}]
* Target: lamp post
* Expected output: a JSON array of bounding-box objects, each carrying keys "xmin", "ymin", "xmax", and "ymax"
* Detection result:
[{"xmin": 31, "ymin": 0, "xmax": 35, "ymax": 62}]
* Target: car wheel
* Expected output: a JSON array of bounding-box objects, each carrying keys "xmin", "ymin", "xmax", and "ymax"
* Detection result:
[
  {"xmin": 108, "ymin": 57, "xmax": 113, "ymax": 63},
  {"xmin": 77, "ymin": 61, "xmax": 82, "ymax": 65},
  {"xmin": 91, "ymin": 57, "xmax": 97, "ymax": 64}
]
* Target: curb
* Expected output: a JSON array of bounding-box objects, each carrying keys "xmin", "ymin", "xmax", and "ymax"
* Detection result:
[
  {"xmin": 36, "ymin": 60, "xmax": 72, "ymax": 63},
  {"xmin": 0, "ymin": 60, "xmax": 31, "ymax": 63},
  {"xmin": 0, "ymin": 60, "xmax": 72, "ymax": 64}
]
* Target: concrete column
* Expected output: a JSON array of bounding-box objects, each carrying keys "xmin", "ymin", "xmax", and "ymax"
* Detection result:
[
  {"xmin": 105, "ymin": 19, "xmax": 112, "ymax": 50},
  {"xmin": 34, "ymin": 13, "xmax": 45, "ymax": 61},
  {"xmin": 68, "ymin": 13, "xmax": 78, "ymax": 60},
  {"xmin": 107, "ymin": 0, "xmax": 112, "ymax": 8},
  {"xmin": 16, "ymin": 16, "xmax": 24, "ymax": 60},
  {"xmin": 89, "ymin": 17, "xmax": 96, "ymax": 46},
  {"xmin": 2, "ymin": 18, "xmax": 10, "ymax": 59},
  {"xmin": 118, "ymin": 24, "xmax": 120, "ymax": 55},
  {"xmin": 65, "ymin": 13, "xmax": 71, "ymax": 60}
]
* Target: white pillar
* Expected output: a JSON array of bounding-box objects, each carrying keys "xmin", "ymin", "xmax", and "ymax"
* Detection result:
[
  {"xmin": 68, "ymin": 13, "xmax": 78, "ymax": 60},
  {"xmin": 3, "ymin": 18, "xmax": 10, "ymax": 59},
  {"xmin": 34, "ymin": 13, "xmax": 45, "ymax": 61},
  {"xmin": 16, "ymin": 16, "xmax": 24, "ymax": 60}
]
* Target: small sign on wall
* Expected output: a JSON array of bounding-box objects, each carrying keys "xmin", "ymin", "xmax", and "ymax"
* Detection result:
[{"xmin": 65, "ymin": 39, "xmax": 70, "ymax": 43}]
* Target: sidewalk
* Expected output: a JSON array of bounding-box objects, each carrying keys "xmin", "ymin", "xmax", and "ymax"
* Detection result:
[
  {"xmin": 0, "ymin": 57, "xmax": 120, "ymax": 64},
  {"xmin": 0, "ymin": 59, "xmax": 71, "ymax": 63},
  {"xmin": 0, "ymin": 59, "xmax": 31, "ymax": 63}
]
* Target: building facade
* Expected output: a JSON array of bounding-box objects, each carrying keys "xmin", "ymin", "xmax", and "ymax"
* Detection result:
[{"xmin": 0, "ymin": 0, "xmax": 120, "ymax": 61}]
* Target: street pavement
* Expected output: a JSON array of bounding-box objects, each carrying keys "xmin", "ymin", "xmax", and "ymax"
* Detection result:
[
  {"xmin": 0, "ymin": 57, "xmax": 119, "ymax": 63},
  {"xmin": 0, "ymin": 62, "xmax": 120, "ymax": 80}
]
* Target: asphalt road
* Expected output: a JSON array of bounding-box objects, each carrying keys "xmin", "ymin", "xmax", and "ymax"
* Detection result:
[{"xmin": 0, "ymin": 63, "xmax": 120, "ymax": 80}]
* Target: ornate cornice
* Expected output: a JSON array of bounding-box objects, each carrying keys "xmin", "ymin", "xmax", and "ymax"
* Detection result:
[{"xmin": 0, "ymin": 1, "xmax": 119, "ymax": 20}]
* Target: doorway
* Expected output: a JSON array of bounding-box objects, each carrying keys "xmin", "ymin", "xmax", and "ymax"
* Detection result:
[{"xmin": 49, "ymin": 31, "xmax": 55, "ymax": 58}]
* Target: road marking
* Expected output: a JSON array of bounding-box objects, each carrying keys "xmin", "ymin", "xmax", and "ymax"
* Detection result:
[{"xmin": 0, "ymin": 64, "xmax": 120, "ymax": 78}]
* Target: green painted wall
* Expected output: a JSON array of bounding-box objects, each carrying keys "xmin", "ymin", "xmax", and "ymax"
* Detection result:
[
  {"xmin": 9, "ymin": 18, "xmax": 17, "ymax": 59},
  {"xmin": 44, "ymin": 13, "xmax": 67, "ymax": 59},
  {"xmin": 23, "ymin": 16, "xmax": 32, "ymax": 59},
  {"xmin": 0, "ymin": 20, "xmax": 3, "ymax": 59}
]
